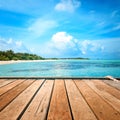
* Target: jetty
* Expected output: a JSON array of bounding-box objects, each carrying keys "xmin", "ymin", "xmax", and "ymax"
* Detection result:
[{"xmin": 0, "ymin": 78, "xmax": 120, "ymax": 120}]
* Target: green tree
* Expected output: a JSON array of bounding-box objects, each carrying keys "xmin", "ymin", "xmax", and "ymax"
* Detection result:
[{"xmin": 0, "ymin": 50, "xmax": 44, "ymax": 60}]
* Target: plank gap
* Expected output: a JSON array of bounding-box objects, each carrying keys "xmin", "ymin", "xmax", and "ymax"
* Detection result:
[
  {"xmin": 64, "ymin": 79, "xmax": 74, "ymax": 120},
  {"xmin": 0, "ymin": 80, "xmax": 35, "ymax": 111},
  {"xmin": 0, "ymin": 79, "xmax": 15, "ymax": 88},
  {"xmin": 0, "ymin": 80, "xmax": 25, "ymax": 96},
  {"xmin": 75, "ymin": 80, "xmax": 120, "ymax": 120},
  {"xmin": 17, "ymin": 79, "xmax": 46, "ymax": 120},
  {"xmin": 70, "ymin": 80, "xmax": 98, "ymax": 120},
  {"xmin": 84, "ymin": 80, "xmax": 120, "ymax": 113},
  {"xmin": 45, "ymin": 80, "xmax": 55, "ymax": 120}
]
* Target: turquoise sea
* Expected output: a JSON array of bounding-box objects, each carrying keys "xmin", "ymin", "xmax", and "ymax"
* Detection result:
[{"xmin": 0, "ymin": 60, "xmax": 120, "ymax": 77}]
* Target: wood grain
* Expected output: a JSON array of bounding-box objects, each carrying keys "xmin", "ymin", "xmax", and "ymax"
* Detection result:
[
  {"xmin": 65, "ymin": 80, "xmax": 97, "ymax": 120},
  {"xmin": 0, "ymin": 80, "xmax": 44, "ymax": 120},
  {"xmin": 21, "ymin": 80, "xmax": 54, "ymax": 120},
  {"xmin": 0, "ymin": 79, "xmax": 25, "ymax": 96},
  {"xmin": 103, "ymin": 80, "xmax": 120, "ymax": 90},
  {"xmin": 47, "ymin": 80, "xmax": 72, "ymax": 120},
  {"xmin": 75, "ymin": 80, "xmax": 120, "ymax": 120},
  {"xmin": 0, "ymin": 80, "xmax": 34, "ymax": 111},
  {"xmin": 0, "ymin": 79, "xmax": 120, "ymax": 120},
  {"xmin": 93, "ymin": 80, "xmax": 120, "ymax": 100},
  {"xmin": 0, "ymin": 80, "xmax": 15, "ymax": 88},
  {"xmin": 84, "ymin": 80, "xmax": 120, "ymax": 113}
]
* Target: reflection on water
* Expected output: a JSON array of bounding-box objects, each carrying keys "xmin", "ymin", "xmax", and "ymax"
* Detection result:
[{"xmin": 0, "ymin": 60, "xmax": 120, "ymax": 77}]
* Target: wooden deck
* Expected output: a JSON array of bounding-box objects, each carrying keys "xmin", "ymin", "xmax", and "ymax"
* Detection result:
[{"xmin": 0, "ymin": 78, "xmax": 120, "ymax": 120}]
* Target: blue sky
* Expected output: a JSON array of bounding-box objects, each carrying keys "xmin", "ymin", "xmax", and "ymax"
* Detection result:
[{"xmin": 0, "ymin": 0, "xmax": 120, "ymax": 59}]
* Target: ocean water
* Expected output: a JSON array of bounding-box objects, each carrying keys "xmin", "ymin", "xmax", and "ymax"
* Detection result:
[{"xmin": 0, "ymin": 60, "xmax": 120, "ymax": 77}]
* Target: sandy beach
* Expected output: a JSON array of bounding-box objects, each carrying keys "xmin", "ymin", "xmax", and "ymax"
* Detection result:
[
  {"xmin": 0, "ymin": 60, "xmax": 57, "ymax": 65},
  {"xmin": 0, "ymin": 61, "xmax": 20, "ymax": 65},
  {"xmin": 0, "ymin": 60, "xmax": 40, "ymax": 65}
]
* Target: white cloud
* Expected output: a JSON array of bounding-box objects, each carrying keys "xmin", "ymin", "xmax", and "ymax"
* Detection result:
[
  {"xmin": 0, "ymin": 38, "xmax": 29, "ymax": 53},
  {"xmin": 51, "ymin": 32, "xmax": 74, "ymax": 49},
  {"xmin": 52, "ymin": 32, "xmax": 72, "ymax": 43},
  {"xmin": 77, "ymin": 40, "xmax": 102, "ymax": 55},
  {"xmin": 55, "ymin": 0, "xmax": 81, "ymax": 13},
  {"xmin": 38, "ymin": 32, "xmax": 105, "ymax": 57},
  {"xmin": 36, "ymin": 31, "xmax": 78, "ymax": 57},
  {"xmin": 28, "ymin": 18, "xmax": 57, "ymax": 37},
  {"xmin": 7, "ymin": 38, "xmax": 13, "ymax": 44},
  {"xmin": 16, "ymin": 41, "xmax": 23, "ymax": 47},
  {"xmin": 32, "ymin": 31, "xmax": 120, "ymax": 59},
  {"xmin": 79, "ymin": 40, "xmax": 90, "ymax": 54},
  {"xmin": 36, "ymin": 32, "xmax": 104, "ymax": 57}
]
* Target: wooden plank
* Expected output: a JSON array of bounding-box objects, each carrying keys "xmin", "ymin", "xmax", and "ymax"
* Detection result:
[
  {"xmin": 0, "ymin": 80, "xmax": 44, "ymax": 120},
  {"xmin": 103, "ymin": 80, "xmax": 120, "ymax": 90},
  {"xmin": 21, "ymin": 80, "xmax": 54, "ymax": 120},
  {"xmin": 47, "ymin": 80, "xmax": 72, "ymax": 120},
  {"xmin": 85, "ymin": 80, "xmax": 120, "ymax": 113},
  {"xmin": 0, "ymin": 79, "xmax": 15, "ymax": 88},
  {"xmin": 75, "ymin": 80, "xmax": 120, "ymax": 120},
  {"xmin": 65, "ymin": 80, "xmax": 97, "ymax": 120},
  {"xmin": 0, "ymin": 80, "xmax": 34, "ymax": 111},
  {"xmin": 0, "ymin": 79, "xmax": 25, "ymax": 96},
  {"xmin": 92, "ymin": 80, "xmax": 120, "ymax": 100},
  {"xmin": 0, "ymin": 80, "xmax": 6, "ymax": 84}
]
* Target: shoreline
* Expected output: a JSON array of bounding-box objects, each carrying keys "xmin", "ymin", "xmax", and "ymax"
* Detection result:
[
  {"xmin": 0, "ymin": 60, "xmax": 21, "ymax": 65},
  {"xmin": 0, "ymin": 59, "xmax": 120, "ymax": 65},
  {"xmin": 0, "ymin": 60, "xmax": 58, "ymax": 65}
]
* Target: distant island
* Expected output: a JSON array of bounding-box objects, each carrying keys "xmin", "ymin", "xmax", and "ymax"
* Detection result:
[
  {"xmin": 0, "ymin": 50, "xmax": 44, "ymax": 60},
  {"xmin": 0, "ymin": 50, "xmax": 89, "ymax": 61}
]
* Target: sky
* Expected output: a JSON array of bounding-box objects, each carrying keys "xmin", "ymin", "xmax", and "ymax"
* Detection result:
[{"xmin": 0, "ymin": 0, "xmax": 120, "ymax": 59}]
